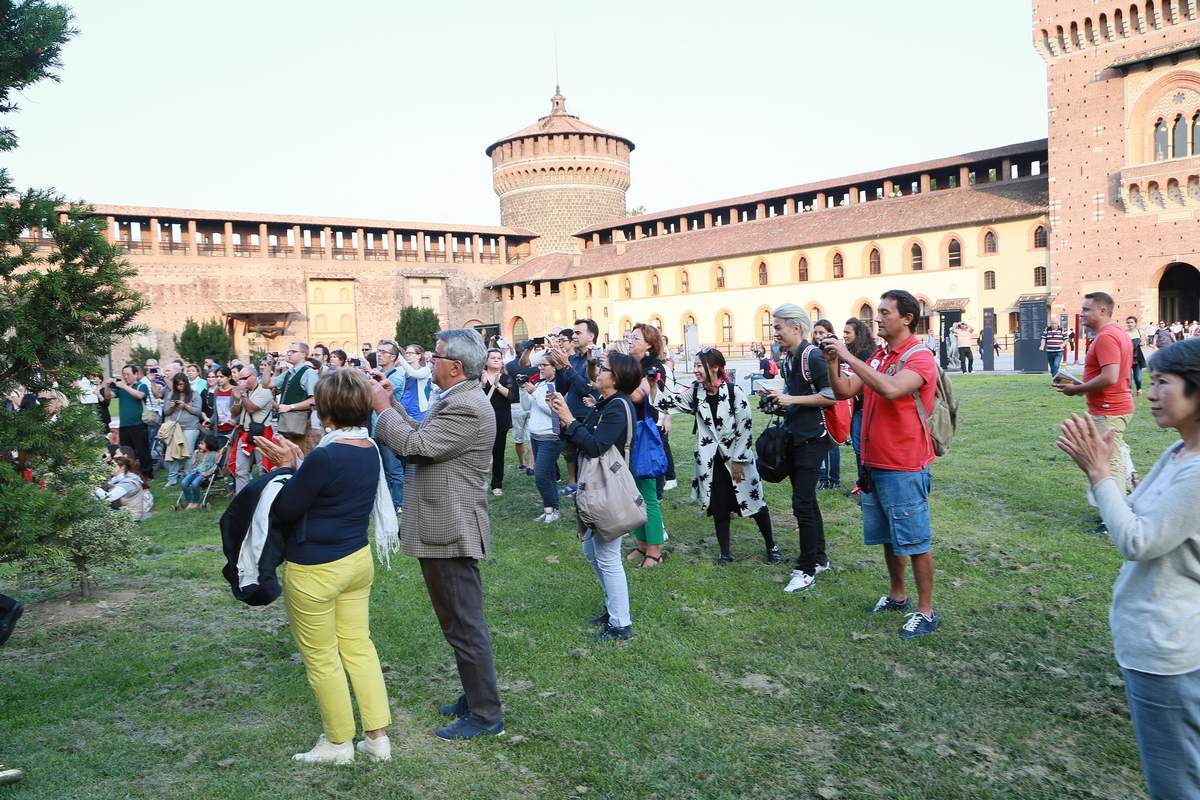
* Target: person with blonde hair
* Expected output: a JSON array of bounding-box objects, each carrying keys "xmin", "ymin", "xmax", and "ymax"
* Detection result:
[
  {"xmin": 254, "ymin": 368, "xmax": 398, "ymax": 763},
  {"xmin": 762, "ymin": 303, "xmax": 836, "ymax": 593}
]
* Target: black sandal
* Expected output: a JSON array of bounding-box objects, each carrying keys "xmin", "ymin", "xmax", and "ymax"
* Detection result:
[
  {"xmin": 639, "ymin": 553, "xmax": 664, "ymax": 569},
  {"xmin": 626, "ymin": 546, "xmax": 647, "ymax": 562}
]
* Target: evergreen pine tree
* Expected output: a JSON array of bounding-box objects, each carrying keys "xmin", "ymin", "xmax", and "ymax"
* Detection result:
[
  {"xmin": 0, "ymin": 1, "xmax": 146, "ymax": 583},
  {"xmin": 394, "ymin": 306, "xmax": 442, "ymax": 352}
]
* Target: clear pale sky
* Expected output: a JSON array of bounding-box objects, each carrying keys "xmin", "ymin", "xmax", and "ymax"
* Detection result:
[{"xmin": 6, "ymin": 0, "xmax": 1048, "ymax": 226}]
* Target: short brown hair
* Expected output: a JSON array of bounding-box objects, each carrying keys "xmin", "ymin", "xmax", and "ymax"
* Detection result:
[
  {"xmin": 1084, "ymin": 291, "xmax": 1115, "ymax": 312},
  {"xmin": 632, "ymin": 322, "xmax": 666, "ymax": 359},
  {"xmin": 314, "ymin": 369, "xmax": 372, "ymax": 429}
]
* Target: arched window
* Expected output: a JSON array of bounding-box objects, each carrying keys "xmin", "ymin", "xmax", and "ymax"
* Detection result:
[
  {"xmin": 715, "ymin": 265, "xmax": 726, "ymax": 289},
  {"xmin": 571, "ymin": 283, "xmax": 578, "ymax": 300},
  {"xmin": 1034, "ymin": 266, "xmax": 1048, "ymax": 287},
  {"xmin": 680, "ymin": 270, "xmax": 690, "ymax": 293},
  {"xmin": 683, "ymin": 314, "xmax": 696, "ymax": 330},
  {"xmin": 650, "ymin": 316, "xmax": 662, "ymax": 330},
  {"xmin": 650, "ymin": 274, "xmax": 660, "ymax": 296},
  {"xmin": 947, "ymin": 238, "xmax": 962, "ymax": 268},
  {"xmin": 1033, "ymin": 225, "xmax": 1048, "ymax": 248},
  {"xmin": 984, "ymin": 270, "xmax": 996, "ymax": 290},
  {"xmin": 797, "ymin": 257, "xmax": 809, "ymax": 282},
  {"xmin": 587, "ymin": 282, "xmax": 593, "ymax": 298},
  {"xmin": 832, "ymin": 252, "xmax": 844, "ymax": 279},
  {"xmin": 314, "ymin": 314, "xmax": 327, "ymax": 332},
  {"xmin": 339, "ymin": 287, "xmax": 350, "ymax": 302},
  {"xmin": 601, "ymin": 280, "xmax": 610, "ymax": 298},
  {"xmin": 869, "ymin": 248, "xmax": 881, "ymax": 275},
  {"xmin": 858, "ymin": 303, "xmax": 874, "ymax": 325},
  {"xmin": 621, "ymin": 318, "xmax": 633, "ymax": 333},
  {"xmin": 984, "ymin": 231, "xmax": 997, "ymax": 253},
  {"xmin": 910, "ymin": 243, "xmax": 924, "ymax": 271},
  {"xmin": 314, "ymin": 287, "xmax": 326, "ymax": 302},
  {"xmin": 622, "ymin": 277, "xmax": 632, "ymax": 298},
  {"xmin": 512, "ymin": 316, "xmax": 528, "ymax": 340},
  {"xmin": 586, "ymin": 306, "xmax": 592, "ymax": 319},
  {"xmin": 760, "ymin": 309, "xmax": 772, "ymax": 342},
  {"xmin": 1154, "ymin": 118, "xmax": 1169, "ymax": 160},
  {"xmin": 339, "ymin": 313, "xmax": 352, "ymax": 331},
  {"xmin": 1172, "ymin": 115, "xmax": 1187, "ymax": 158},
  {"xmin": 808, "ymin": 304, "xmax": 823, "ymax": 322},
  {"xmin": 1195, "ymin": 113, "xmax": 1200, "ymax": 155},
  {"xmin": 720, "ymin": 312, "xmax": 733, "ymax": 342},
  {"xmin": 757, "ymin": 261, "xmax": 769, "ymax": 286}
]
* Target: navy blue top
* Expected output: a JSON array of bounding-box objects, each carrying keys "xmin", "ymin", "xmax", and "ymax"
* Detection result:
[{"xmin": 272, "ymin": 443, "xmax": 379, "ymax": 565}]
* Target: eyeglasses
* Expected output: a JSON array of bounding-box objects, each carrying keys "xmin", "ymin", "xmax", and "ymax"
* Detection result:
[
  {"xmin": 381, "ymin": 349, "xmax": 399, "ymax": 357},
  {"xmin": 361, "ymin": 347, "xmax": 370, "ymax": 352},
  {"xmin": 428, "ymin": 354, "xmax": 459, "ymax": 363}
]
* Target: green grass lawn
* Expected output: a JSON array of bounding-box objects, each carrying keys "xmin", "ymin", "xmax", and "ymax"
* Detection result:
[{"xmin": 1, "ymin": 376, "xmax": 1175, "ymax": 799}]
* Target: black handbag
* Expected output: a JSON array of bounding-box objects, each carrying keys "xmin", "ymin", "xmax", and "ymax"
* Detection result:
[{"xmin": 754, "ymin": 419, "xmax": 791, "ymax": 483}]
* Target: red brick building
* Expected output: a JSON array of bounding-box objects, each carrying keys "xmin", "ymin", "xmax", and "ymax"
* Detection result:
[{"xmin": 1033, "ymin": 0, "xmax": 1200, "ymax": 324}]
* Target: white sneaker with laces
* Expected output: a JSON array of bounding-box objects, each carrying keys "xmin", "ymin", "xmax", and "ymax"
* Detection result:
[
  {"xmin": 535, "ymin": 510, "xmax": 549, "ymax": 522},
  {"xmin": 663, "ymin": 479, "xmax": 678, "ymax": 491},
  {"xmin": 356, "ymin": 734, "xmax": 391, "ymax": 762},
  {"xmin": 292, "ymin": 734, "xmax": 354, "ymax": 764},
  {"xmin": 784, "ymin": 570, "xmax": 815, "ymax": 593},
  {"xmin": 542, "ymin": 509, "xmax": 561, "ymax": 523}
]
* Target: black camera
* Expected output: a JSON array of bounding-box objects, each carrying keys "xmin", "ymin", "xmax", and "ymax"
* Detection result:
[{"xmin": 757, "ymin": 393, "xmax": 785, "ymax": 416}]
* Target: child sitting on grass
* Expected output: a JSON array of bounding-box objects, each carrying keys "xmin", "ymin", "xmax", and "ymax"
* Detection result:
[{"xmin": 182, "ymin": 435, "xmax": 220, "ymax": 510}]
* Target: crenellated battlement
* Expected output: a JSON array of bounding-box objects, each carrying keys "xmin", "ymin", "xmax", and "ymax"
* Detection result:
[{"xmin": 1033, "ymin": 0, "xmax": 1198, "ymax": 62}]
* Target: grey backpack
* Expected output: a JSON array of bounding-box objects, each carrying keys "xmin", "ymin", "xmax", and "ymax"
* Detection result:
[
  {"xmin": 575, "ymin": 399, "xmax": 647, "ymax": 541},
  {"xmin": 896, "ymin": 344, "xmax": 958, "ymax": 456}
]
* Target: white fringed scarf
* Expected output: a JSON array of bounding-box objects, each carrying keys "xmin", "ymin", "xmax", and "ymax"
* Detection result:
[{"xmin": 315, "ymin": 427, "xmax": 401, "ymax": 568}]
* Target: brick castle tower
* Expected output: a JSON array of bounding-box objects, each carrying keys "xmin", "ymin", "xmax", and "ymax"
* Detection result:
[
  {"xmin": 1033, "ymin": 0, "xmax": 1200, "ymax": 322},
  {"xmin": 487, "ymin": 90, "xmax": 634, "ymax": 255}
]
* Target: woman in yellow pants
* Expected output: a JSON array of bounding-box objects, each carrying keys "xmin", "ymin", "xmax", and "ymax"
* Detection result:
[{"xmin": 259, "ymin": 369, "xmax": 398, "ymax": 764}]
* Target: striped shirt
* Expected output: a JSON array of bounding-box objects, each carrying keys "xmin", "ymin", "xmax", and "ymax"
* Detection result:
[{"xmin": 1041, "ymin": 328, "xmax": 1068, "ymax": 352}]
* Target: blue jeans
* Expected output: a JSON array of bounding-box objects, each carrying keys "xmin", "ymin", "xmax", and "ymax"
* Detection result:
[
  {"xmin": 181, "ymin": 471, "xmax": 208, "ymax": 503},
  {"xmin": 818, "ymin": 444, "xmax": 841, "ymax": 486},
  {"xmin": 531, "ymin": 435, "xmax": 564, "ymax": 510},
  {"xmin": 166, "ymin": 429, "xmax": 200, "ymax": 483},
  {"xmin": 861, "ymin": 466, "xmax": 932, "ymax": 556},
  {"xmin": 1047, "ymin": 350, "xmax": 1063, "ymax": 377},
  {"xmin": 582, "ymin": 530, "xmax": 631, "ymax": 628},
  {"xmin": 378, "ymin": 442, "xmax": 405, "ymax": 509},
  {"xmin": 1131, "ymin": 365, "xmax": 1143, "ymax": 392},
  {"xmin": 850, "ymin": 408, "xmax": 863, "ymax": 482},
  {"xmin": 1123, "ymin": 666, "xmax": 1200, "ymax": 800}
]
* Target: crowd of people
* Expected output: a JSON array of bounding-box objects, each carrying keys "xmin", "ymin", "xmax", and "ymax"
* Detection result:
[{"xmin": 4, "ymin": 288, "xmax": 1196, "ymax": 796}]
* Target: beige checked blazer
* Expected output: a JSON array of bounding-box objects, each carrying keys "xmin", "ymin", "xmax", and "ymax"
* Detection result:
[{"xmin": 374, "ymin": 379, "xmax": 495, "ymax": 560}]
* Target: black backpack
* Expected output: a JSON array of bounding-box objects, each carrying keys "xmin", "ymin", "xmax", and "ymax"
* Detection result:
[{"xmin": 755, "ymin": 419, "xmax": 790, "ymax": 483}]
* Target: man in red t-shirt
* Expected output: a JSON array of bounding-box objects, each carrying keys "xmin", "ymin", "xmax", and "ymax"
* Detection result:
[
  {"xmin": 1053, "ymin": 291, "xmax": 1134, "ymax": 492},
  {"xmin": 824, "ymin": 289, "xmax": 941, "ymax": 640}
]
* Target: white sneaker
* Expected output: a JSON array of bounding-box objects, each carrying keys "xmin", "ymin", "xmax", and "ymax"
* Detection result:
[
  {"xmin": 814, "ymin": 561, "xmax": 831, "ymax": 575},
  {"xmin": 784, "ymin": 570, "xmax": 815, "ymax": 593},
  {"xmin": 663, "ymin": 479, "xmax": 678, "ymax": 491},
  {"xmin": 542, "ymin": 510, "xmax": 561, "ymax": 523},
  {"xmin": 356, "ymin": 734, "xmax": 391, "ymax": 762},
  {"xmin": 292, "ymin": 734, "xmax": 354, "ymax": 764},
  {"xmin": 535, "ymin": 509, "xmax": 550, "ymax": 522}
]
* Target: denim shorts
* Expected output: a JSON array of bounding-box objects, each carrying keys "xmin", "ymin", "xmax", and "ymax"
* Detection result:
[{"xmin": 861, "ymin": 466, "xmax": 932, "ymax": 556}]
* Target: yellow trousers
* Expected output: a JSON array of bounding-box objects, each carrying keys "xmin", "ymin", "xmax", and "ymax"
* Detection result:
[
  {"xmin": 284, "ymin": 546, "xmax": 391, "ymax": 743},
  {"xmin": 1090, "ymin": 413, "xmax": 1133, "ymax": 493}
]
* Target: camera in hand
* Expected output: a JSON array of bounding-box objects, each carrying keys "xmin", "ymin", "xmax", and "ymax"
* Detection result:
[{"xmin": 758, "ymin": 393, "xmax": 785, "ymax": 416}]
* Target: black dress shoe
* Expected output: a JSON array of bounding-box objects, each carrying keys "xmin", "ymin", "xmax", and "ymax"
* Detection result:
[
  {"xmin": 587, "ymin": 610, "xmax": 610, "ymax": 626},
  {"xmin": 765, "ymin": 545, "xmax": 782, "ymax": 565},
  {"xmin": 717, "ymin": 554, "xmax": 734, "ymax": 566},
  {"xmin": 438, "ymin": 693, "xmax": 469, "ymax": 718},
  {"xmin": 592, "ymin": 623, "xmax": 633, "ymax": 642},
  {"xmin": 0, "ymin": 601, "xmax": 23, "ymax": 647}
]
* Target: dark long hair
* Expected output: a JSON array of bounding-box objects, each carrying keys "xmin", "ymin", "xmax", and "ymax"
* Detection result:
[
  {"xmin": 1148, "ymin": 339, "xmax": 1200, "ymax": 398},
  {"xmin": 696, "ymin": 347, "xmax": 728, "ymax": 387},
  {"xmin": 843, "ymin": 318, "xmax": 876, "ymax": 361},
  {"xmin": 171, "ymin": 373, "xmax": 193, "ymax": 403}
]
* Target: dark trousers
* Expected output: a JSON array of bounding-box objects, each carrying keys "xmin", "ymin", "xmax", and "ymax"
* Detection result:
[
  {"xmin": 490, "ymin": 427, "xmax": 509, "ymax": 490},
  {"xmin": 957, "ymin": 346, "xmax": 973, "ymax": 373},
  {"xmin": 788, "ymin": 436, "xmax": 828, "ymax": 573},
  {"xmin": 530, "ymin": 435, "xmax": 564, "ymax": 509},
  {"xmin": 418, "ymin": 557, "xmax": 502, "ymax": 725},
  {"xmin": 119, "ymin": 424, "xmax": 154, "ymax": 479}
]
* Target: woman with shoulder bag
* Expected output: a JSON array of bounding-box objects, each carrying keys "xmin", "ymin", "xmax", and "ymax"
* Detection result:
[
  {"xmin": 550, "ymin": 351, "xmax": 644, "ymax": 642},
  {"xmin": 624, "ymin": 323, "xmax": 669, "ymax": 567},
  {"xmin": 161, "ymin": 373, "xmax": 202, "ymax": 487},
  {"xmin": 655, "ymin": 348, "xmax": 778, "ymax": 565}
]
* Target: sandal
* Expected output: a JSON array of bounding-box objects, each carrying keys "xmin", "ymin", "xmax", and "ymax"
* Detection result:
[
  {"xmin": 626, "ymin": 546, "xmax": 647, "ymax": 562},
  {"xmin": 639, "ymin": 553, "xmax": 664, "ymax": 569}
]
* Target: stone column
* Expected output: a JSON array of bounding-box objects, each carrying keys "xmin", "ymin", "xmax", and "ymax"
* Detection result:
[
  {"xmin": 958, "ymin": 166, "xmax": 970, "ymax": 187},
  {"xmin": 259, "ymin": 223, "xmax": 269, "ymax": 257},
  {"xmin": 591, "ymin": 232, "xmax": 600, "ymax": 246},
  {"xmin": 472, "ymin": 234, "xmax": 481, "ymax": 264},
  {"xmin": 728, "ymin": 206, "xmax": 739, "ymax": 223},
  {"xmin": 187, "ymin": 220, "xmax": 197, "ymax": 256},
  {"xmin": 417, "ymin": 231, "xmax": 426, "ymax": 262},
  {"xmin": 149, "ymin": 217, "xmax": 160, "ymax": 254},
  {"xmin": 104, "ymin": 216, "xmax": 115, "ymax": 243},
  {"xmin": 883, "ymin": 180, "xmax": 894, "ymax": 197},
  {"xmin": 292, "ymin": 225, "xmax": 301, "ymax": 257},
  {"xmin": 785, "ymin": 198, "xmax": 796, "ymax": 215},
  {"xmin": 387, "ymin": 229, "xmax": 397, "ymax": 260},
  {"xmin": 322, "ymin": 226, "xmax": 332, "ymax": 259},
  {"xmin": 919, "ymin": 173, "xmax": 931, "ymax": 193},
  {"xmin": 703, "ymin": 211, "xmax": 713, "ymax": 228},
  {"xmin": 656, "ymin": 220, "xmax": 666, "ymax": 236},
  {"xmin": 443, "ymin": 232, "xmax": 453, "ymax": 261},
  {"xmin": 498, "ymin": 235, "xmax": 507, "ymax": 263},
  {"xmin": 634, "ymin": 224, "xmax": 644, "ymax": 240},
  {"xmin": 355, "ymin": 227, "xmax": 365, "ymax": 259},
  {"xmin": 679, "ymin": 215, "xmax": 688, "ymax": 231},
  {"xmin": 847, "ymin": 187, "xmax": 858, "ymax": 206},
  {"xmin": 756, "ymin": 202, "xmax": 766, "ymax": 219},
  {"xmin": 1001, "ymin": 158, "xmax": 1012, "ymax": 181},
  {"xmin": 223, "ymin": 222, "xmax": 233, "ymax": 257},
  {"xmin": 815, "ymin": 193, "xmax": 826, "ymax": 211}
]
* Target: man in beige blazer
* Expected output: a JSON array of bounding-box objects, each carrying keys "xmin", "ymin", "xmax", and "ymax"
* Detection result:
[{"xmin": 371, "ymin": 328, "xmax": 504, "ymax": 740}]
